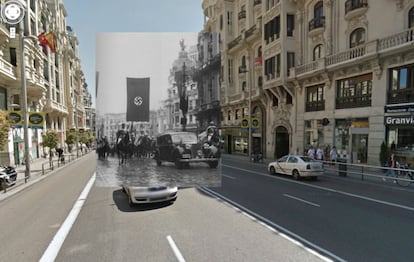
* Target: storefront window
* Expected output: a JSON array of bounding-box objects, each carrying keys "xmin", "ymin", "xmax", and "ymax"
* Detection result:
[
  {"xmin": 304, "ymin": 119, "xmax": 324, "ymax": 150},
  {"xmin": 387, "ymin": 124, "xmax": 414, "ymax": 165},
  {"xmin": 234, "ymin": 136, "xmax": 248, "ymax": 154}
]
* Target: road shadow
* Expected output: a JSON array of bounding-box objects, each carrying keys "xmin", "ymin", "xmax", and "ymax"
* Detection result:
[{"xmin": 112, "ymin": 188, "xmax": 175, "ymax": 212}]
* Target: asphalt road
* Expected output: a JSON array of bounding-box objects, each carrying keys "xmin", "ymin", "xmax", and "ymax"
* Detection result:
[
  {"xmin": 215, "ymin": 156, "xmax": 414, "ymax": 262},
  {"xmin": 1, "ymin": 153, "xmax": 326, "ymax": 262}
]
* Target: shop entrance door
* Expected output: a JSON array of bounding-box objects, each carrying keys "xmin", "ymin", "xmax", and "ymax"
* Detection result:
[
  {"xmin": 350, "ymin": 128, "xmax": 369, "ymax": 164},
  {"xmin": 275, "ymin": 126, "xmax": 289, "ymax": 159}
]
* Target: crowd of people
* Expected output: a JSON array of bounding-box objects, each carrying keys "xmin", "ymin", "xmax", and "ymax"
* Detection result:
[{"xmin": 301, "ymin": 144, "xmax": 338, "ymax": 165}]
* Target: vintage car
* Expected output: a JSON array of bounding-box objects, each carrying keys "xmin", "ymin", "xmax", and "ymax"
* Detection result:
[{"xmin": 154, "ymin": 131, "xmax": 220, "ymax": 168}]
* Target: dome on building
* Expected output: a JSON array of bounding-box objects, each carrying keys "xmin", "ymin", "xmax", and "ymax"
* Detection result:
[{"xmin": 171, "ymin": 39, "xmax": 196, "ymax": 73}]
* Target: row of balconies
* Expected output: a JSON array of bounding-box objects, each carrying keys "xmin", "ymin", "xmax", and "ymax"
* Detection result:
[{"xmin": 292, "ymin": 27, "xmax": 414, "ymax": 79}]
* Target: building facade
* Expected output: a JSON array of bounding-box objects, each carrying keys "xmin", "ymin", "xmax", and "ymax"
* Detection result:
[
  {"xmin": 202, "ymin": 0, "xmax": 414, "ymax": 166},
  {"xmin": 0, "ymin": 0, "xmax": 87, "ymax": 165}
]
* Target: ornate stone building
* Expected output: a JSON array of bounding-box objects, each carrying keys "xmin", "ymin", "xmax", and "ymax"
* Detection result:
[
  {"xmin": 202, "ymin": 0, "xmax": 414, "ymax": 165},
  {"xmin": 0, "ymin": 0, "xmax": 87, "ymax": 165}
]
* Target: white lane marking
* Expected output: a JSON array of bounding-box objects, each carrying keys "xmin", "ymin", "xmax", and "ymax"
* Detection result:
[
  {"xmin": 167, "ymin": 235, "xmax": 186, "ymax": 262},
  {"xmin": 200, "ymin": 186, "xmax": 338, "ymax": 262},
  {"xmin": 283, "ymin": 194, "xmax": 321, "ymax": 207},
  {"xmin": 223, "ymin": 174, "xmax": 235, "ymax": 179},
  {"xmin": 40, "ymin": 173, "xmax": 96, "ymax": 262},
  {"xmin": 223, "ymin": 164, "xmax": 414, "ymax": 212}
]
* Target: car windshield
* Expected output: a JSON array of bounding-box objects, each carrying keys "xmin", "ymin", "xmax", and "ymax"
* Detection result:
[
  {"xmin": 171, "ymin": 133, "xmax": 198, "ymax": 144},
  {"xmin": 299, "ymin": 156, "xmax": 316, "ymax": 162}
]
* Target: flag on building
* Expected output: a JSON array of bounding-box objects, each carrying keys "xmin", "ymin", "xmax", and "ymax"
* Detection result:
[
  {"xmin": 126, "ymin": 77, "xmax": 150, "ymax": 122},
  {"xmin": 38, "ymin": 32, "xmax": 56, "ymax": 53}
]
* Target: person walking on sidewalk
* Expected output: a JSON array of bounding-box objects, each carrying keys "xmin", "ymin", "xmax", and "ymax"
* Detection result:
[
  {"xmin": 330, "ymin": 146, "xmax": 337, "ymax": 166},
  {"xmin": 383, "ymin": 153, "xmax": 398, "ymax": 183}
]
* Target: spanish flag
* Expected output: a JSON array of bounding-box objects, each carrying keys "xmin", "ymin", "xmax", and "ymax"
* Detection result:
[{"xmin": 38, "ymin": 32, "xmax": 56, "ymax": 53}]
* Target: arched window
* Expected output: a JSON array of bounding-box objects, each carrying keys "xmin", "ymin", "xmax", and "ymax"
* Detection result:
[
  {"xmin": 241, "ymin": 55, "xmax": 246, "ymax": 67},
  {"xmin": 313, "ymin": 44, "xmax": 323, "ymax": 61},
  {"xmin": 350, "ymin": 28, "xmax": 365, "ymax": 48},
  {"xmin": 409, "ymin": 7, "xmax": 414, "ymax": 28},
  {"xmin": 242, "ymin": 81, "xmax": 246, "ymax": 91},
  {"xmin": 227, "ymin": 110, "xmax": 232, "ymax": 121},
  {"xmin": 258, "ymin": 46, "xmax": 262, "ymax": 57},
  {"xmin": 235, "ymin": 109, "xmax": 241, "ymax": 120},
  {"xmin": 314, "ymin": 1, "xmax": 324, "ymax": 18}
]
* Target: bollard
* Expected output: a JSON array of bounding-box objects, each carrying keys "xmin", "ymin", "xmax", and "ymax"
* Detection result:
[{"xmin": 42, "ymin": 163, "xmax": 44, "ymax": 175}]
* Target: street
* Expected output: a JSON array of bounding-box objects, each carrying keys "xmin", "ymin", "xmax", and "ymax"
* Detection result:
[
  {"xmin": 1, "ymin": 153, "xmax": 413, "ymax": 261},
  {"xmin": 96, "ymin": 154, "xmax": 221, "ymax": 187}
]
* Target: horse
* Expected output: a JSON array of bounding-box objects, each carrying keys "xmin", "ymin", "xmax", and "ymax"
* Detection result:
[
  {"xmin": 134, "ymin": 135, "xmax": 154, "ymax": 159},
  {"xmin": 97, "ymin": 138, "xmax": 110, "ymax": 159},
  {"xmin": 116, "ymin": 132, "xmax": 131, "ymax": 165}
]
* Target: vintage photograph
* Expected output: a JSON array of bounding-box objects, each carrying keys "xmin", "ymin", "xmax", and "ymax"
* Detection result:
[{"xmin": 95, "ymin": 32, "xmax": 222, "ymax": 188}]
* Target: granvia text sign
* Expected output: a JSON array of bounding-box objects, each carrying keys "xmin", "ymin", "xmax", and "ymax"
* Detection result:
[{"xmin": 385, "ymin": 115, "xmax": 414, "ymax": 125}]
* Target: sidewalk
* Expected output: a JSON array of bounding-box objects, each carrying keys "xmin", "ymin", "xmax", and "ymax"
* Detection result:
[{"xmin": 0, "ymin": 151, "xmax": 91, "ymax": 202}]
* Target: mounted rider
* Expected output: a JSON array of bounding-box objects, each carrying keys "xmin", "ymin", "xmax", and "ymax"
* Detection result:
[{"xmin": 116, "ymin": 123, "xmax": 130, "ymax": 145}]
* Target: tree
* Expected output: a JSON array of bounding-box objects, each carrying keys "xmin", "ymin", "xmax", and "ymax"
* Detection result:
[
  {"xmin": 65, "ymin": 132, "xmax": 76, "ymax": 153},
  {"xmin": 0, "ymin": 110, "xmax": 11, "ymax": 150},
  {"xmin": 379, "ymin": 141, "xmax": 388, "ymax": 166},
  {"xmin": 41, "ymin": 130, "xmax": 59, "ymax": 152}
]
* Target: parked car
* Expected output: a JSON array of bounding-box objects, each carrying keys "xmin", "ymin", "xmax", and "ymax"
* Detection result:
[
  {"xmin": 122, "ymin": 185, "xmax": 178, "ymax": 206},
  {"xmin": 154, "ymin": 131, "xmax": 220, "ymax": 169},
  {"xmin": 0, "ymin": 164, "xmax": 17, "ymax": 188},
  {"xmin": 268, "ymin": 155, "xmax": 324, "ymax": 180}
]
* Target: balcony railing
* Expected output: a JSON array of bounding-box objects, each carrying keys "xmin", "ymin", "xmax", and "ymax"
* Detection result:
[
  {"xmin": 336, "ymin": 94, "xmax": 371, "ymax": 109},
  {"xmin": 306, "ymin": 101, "xmax": 325, "ymax": 112},
  {"xmin": 228, "ymin": 35, "xmax": 242, "ymax": 50},
  {"xmin": 245, "ymin": 24, "xmax": 257, "ymax": 39},
  {"xmin": 238, "ymin": 10, "xmax": 246, "ymax": 20},
  {"xmin": 388, "ymin": 89, "xmax": 414, "ymax": 104},
  {"xmin": 308, "ymin": 16, "xmax": 325, "ymax": 31},
  {"xmin": 345, "ymin": 0, "xmax": 368, "ymax": 14},
  {"xmin": 292, "ymin": 28, "xmax": 414, "ymax": 78}
]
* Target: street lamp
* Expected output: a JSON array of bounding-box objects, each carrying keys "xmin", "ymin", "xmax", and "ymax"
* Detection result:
[
  {"xmin": 239, "ymin": 58, "xmax": 253, "ymax": 162},
  {"xmin": 20, "ymin": 33, "xmax": 38, "ymax": 182},
  {"xmin": 73, "ymin": 94, "xmax": 79, "ymax": 157}
]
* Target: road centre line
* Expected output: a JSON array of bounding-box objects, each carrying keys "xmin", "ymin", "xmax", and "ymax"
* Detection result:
[
  {"xmin": 223, "ymin": 164, "xmax": 414, "ymax": 212},
  {"xmin": 200, "ymin": 186, "xmax": 339, "ymax": 262},
  {"xmin": 283, "ymin": 194, "xmax": 321, "ymax": 207},
  {"xmin": 167, "ymin": 235, "xmax": 186, "ymax": 262},
  {"xmin": 40, "ymin": 173, "xmax": 96, "ymax": 262},
  {"xmin": 223, "ymin": 174, "xmax": 235, "ymax": 179}
]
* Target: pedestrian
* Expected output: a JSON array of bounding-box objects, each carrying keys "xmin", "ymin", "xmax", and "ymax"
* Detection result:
[
  {"xmin": 383, "ymin": 153, "xmax": 398, "ymax": 183},
  {"xmin": 316, "ymin": 146, "xmax": 324, "ymax": 161},
  {"xmin": 295, "ymin": 147, "xmax": 300, "ymax": 155},
  {"xmin": 329, "ymin": 146, "xmax": 337, "ymax": 166},
  {"xmin": 307, "ymin": 146, "xmax": 315, "ymax": 159}
]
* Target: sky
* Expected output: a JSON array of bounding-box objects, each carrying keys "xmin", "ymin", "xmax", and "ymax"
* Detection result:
[
  {"xmin": 63, "ymin": 0, "xmax": 205, "ymax": 109},
  {"xmin": 95, "ymin": 32, "xmax": 198, "ymax": 114}
]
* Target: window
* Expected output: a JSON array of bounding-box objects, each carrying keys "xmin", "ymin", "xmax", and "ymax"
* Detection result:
[
  {"xmin": 10, "ymin": 48, "xmax": 16, "ymax": 66},
  {"xmin": 350, "ymin": 28, "xmax": 365, "ymax": 48},
  {"xmin": 227, "ymin": 11, "xmax": 233, "ymax": 33},
  {"xmin": 287, "ymin": 14, "xmax": 294, "ymax": 36},
  {"xmin": 265, "ymin": 57, "xmax": 275, "ymax": 80},
  {"xmin": 409, "ymin": 7, "xmax": 414, "ymax": 28},
  {"xmin": 313, "ymin": 44, "xmax": 323, "ymax": 61},
  {"xmin": 336, "ymin": 74, "xmax": 372, "ymax": 109},
  {"xmin": 388, "ymin": 65, "xmax": 414, "ymax": 104},
  {"xmin": 242, "ymin": 81, "xmax": 246, "ymax": 91},
  {"xmin": 227, "ymin": 110, "xmax": 232, "ymax": 121},
  {"xmin": 264, "ymin": 16, "xmax": 280, "ymax": 44},
  {"xmin": 314, "ymin": 1, "xmax": 324, "ymax": 18},
  {"xmin": 228, "ymin": 59, "xmax": 233, "ymax": 83},
  {"xmin": 306, "ymin": 84, "xmax": 325, "ymax": 112},
  {"xmin": 287, "ymin": 52, "xmax": 295, "ymax": 76},
  {"xmin": 0, "ymin": 87, "xmax": 6, "ymax": 110},
  {"xmin": 276, "ymin": 54, "xmax": 280, "ymax": 78},
  {"xmin": 241, "ymin": 56, "xmax": 246, "ymax": 67},
  {"xmin": 220, "ymin": 15, "xmax": 223, "ymax": 30},
  {"xmin": 235, "ymin": 109, "xmax": 241, "ymax": 120}
]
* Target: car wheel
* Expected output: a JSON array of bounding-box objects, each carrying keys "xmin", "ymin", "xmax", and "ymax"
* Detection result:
[
  {"xmin": 269, "ymin": 166, "xmax": 276, "ymax": 175},
  {"xmin": 292, "ymin": 169, "xmax": 300, "ymax": 180},
  {"xmin": 209, "ymin": 160, "xmax": 218, "ymax": 168},
  {"xmin": 128, "ymin": 194, "xmax": 134, "ymax": 207}
]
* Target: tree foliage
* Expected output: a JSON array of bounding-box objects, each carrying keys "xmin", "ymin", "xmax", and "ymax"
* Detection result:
[
  {"xmin": 0, "ymin": 110, "xmax": 11, "ymax": 150},
  {"xmin": 379, "ymin": 141, "xmax": 388, "ymax": 166},
  {"xmin": 65, "ymin": 132, "xmax": 76, "ymax": 145},
  {"xmin": 41, "ymin": 130, "xmax": 59, "ymax": 150}
]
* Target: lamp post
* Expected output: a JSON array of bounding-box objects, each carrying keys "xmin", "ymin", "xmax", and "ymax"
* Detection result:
[
  {"xmin": 239, "ymin": 55, "xmax": 253, "ymax": 162},
  {"xmin": 20, "ymin": 31, "xmax": 38, "ymax": 182},
  {"xmin": 73, "ymin": 95, "xmax": 79, "ymax": 157}
]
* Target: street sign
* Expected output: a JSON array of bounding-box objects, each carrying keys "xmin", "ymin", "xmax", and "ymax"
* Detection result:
[
  {"xmin": 241, "ymin": 118, "xmax": 249, "ymax": 129},
  {"xmin": 251, "ymin": 118, "xmax": 260, "ymax": 129},
  {"xmin": 28, "ymin": 112, "xmax": 45, "ymax": 129},
  {"xmin": 7, "ymin": 111, "xmax": 22, "ymax": 127}
]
